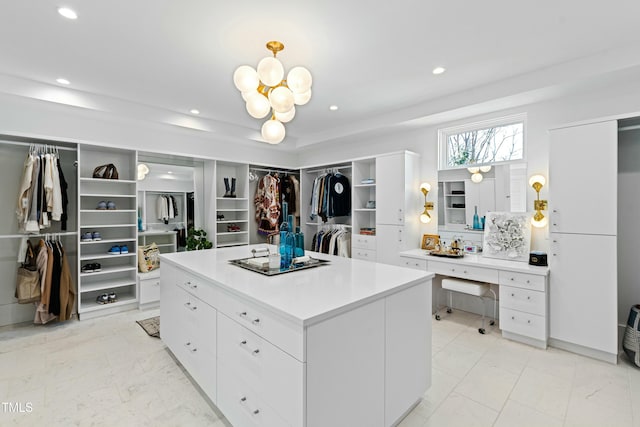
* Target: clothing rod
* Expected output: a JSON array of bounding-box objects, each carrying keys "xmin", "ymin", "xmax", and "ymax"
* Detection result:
[
  {"xmin": 0, "ymin": 232, "xmax": 78, "ymax": 240},
  {"xmin": 305, "ymin": 164, "xmax": 352, "ymax": 174},
  {"xmin": 618, "ymin": 124, "xmax": 640, "ymax": 132},
  {"xmin": 0, "ymin": 140, "xmax": 77, "ymax": 151},
  {"xmin": 249, "ymin": 167, "xmax": 299, "ymax": 174},
  {"xmin": 143, "ymin": 191, "xmax": 187, "ymax": 194}
]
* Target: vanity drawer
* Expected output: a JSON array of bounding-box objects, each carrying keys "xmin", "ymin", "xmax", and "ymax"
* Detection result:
[
  {"xmin": 400, "ymin": 257, "xmax": 427, "ymax": 270},
  {"xmin": 427, "ymin": 260, "xmax": 498, "ymax": 284},
  {"xmin": 215, "ymin": 290, "xmax": 304, "ymax": 362},
  {"xmin": 500, "ymin": 285, "xmax": 545, "ymax": 316},
  {"xmin": 218, "ymin": 313, "xmax": 303, "ymax": 427},
  {"xmin": 352, "ymin": 234, "xmax": 376, "ymax": 250},
  {"xmin": 353, "ymin": 248, "xmax": 376, "ymax": 262},
  {"xmin": 500, "ymin": 307, "xmax": 546, "ymax": 341},
  {"xmin": 499, "ymin": 271, "xmax": 545, "ymax": 292}
]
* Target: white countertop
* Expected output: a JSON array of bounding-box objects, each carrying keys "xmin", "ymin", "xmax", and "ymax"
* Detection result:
[
  {"xmin": 400, "ymin": 248, "xmax": 549, "ymax": 276},
  {"xmin": 161, "ymin": 245, "xmax": 433, "ymax": 326}
]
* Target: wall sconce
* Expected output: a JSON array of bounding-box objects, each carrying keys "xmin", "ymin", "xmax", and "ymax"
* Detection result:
[
  {"xmin": 529, "ymin": 174, "xmax": 548, "ymax": 228},
  {"xmin": 420, "ymin": 182, "xmax": 434, "ymax": 223},
  {"xmin": 467, "ymin": 165, "xmax": 491, "ymax": 183},
  {"xmin": 137, "ymin": 163, "xmax": 149, "ymax": 180}
]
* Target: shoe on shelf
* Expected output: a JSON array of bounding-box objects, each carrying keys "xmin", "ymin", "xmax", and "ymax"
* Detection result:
[
  {"xmin": 92, "ymin": 231, "xmax": 102, "ymax": 241},
  {"xmin": 217, "ymin": 213, "xmax": 225, "ymax": 221},
  {"xmin": 119, "ymin": 245, "xmax": 129, "ymax": 254},
  {"xmin": 96, "ymin": 201, "xmax": 107, "ymax": 210},
  {"xmin": 230, "ymin": 177, "xmax": 237, "ymax": 198},
  {"xmin": 96, "ymin": 294, "xmax": 109, "ymax": 304},
  {"xmin": 106, "ymin": 201, "xmax": 116, "ymax": 210},
  {"xmin": 81, "ymin": 232, "xmax": 93, "ymax": 242},
  {"xmin": 108, "ymin": 292, "xmax": 117, "ymax": 303},
  {"xmin": 81, "ymin": 264, "xmax": 95, "ymax": 273},
  {"xmin": 223, "ymin": 177, "xmax": 231, "ymax": 197},
  {"xmin": 92, "ymin": 262, "xmax": 101, "ymax": 272},
  {"xmin": 108, "ymin": 245, "xmax": 121, "ymax": 255}
]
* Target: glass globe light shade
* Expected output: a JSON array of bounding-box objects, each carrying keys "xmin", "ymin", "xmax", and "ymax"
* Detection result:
[
  {"xmin": 529, "ymin": 174, "xmax": 546, "ymax": 188},
  {"xmin": 245, "ymin": 92, "xmax": 271, "ymax": 119},
  {"xmin": 531, "ymin": 215, "xmax": 548, "ymax": 228},
  {"xmin": 467, "ymin": 167, "xmax": 480, "ymax": 173},
  {"xmin": 241, "ymin": 90, "xmax": 255, "ymax": 101},
  {"xmin": 286, "ymin": 66, "xmax": 312, "ymax": 94},
  {"xmin": 420, "ymin": 182, "xmax": 431, "ymax": 193},
  {"xmin": 293, "ymin": 89, "xmax": 312, "ymax": 106},
  {"xmin": 268, "ymin": 86, "xmax": 295, "ymax": 113},
  {"xmin": 479, "ymin": 165, "xmax": 492, "ymax": 173},
  {"xmin": 233, "ymin": 65, "xmax": 259, "ymax": 92},
  {"xmin": 471, "ymin": 172, "xmax": 483, "ymax": 183},
  {"xmin": 261, "ymin": 119, "xmax": 286, "ymax": 144},
  {"xmin": 257, "ymin": 57, "xmax": 284, "ymax": 87},
  {"xmin": 275, "ymin": 106, "xmax": 296, "ymax": 123},
  {"xmin": 420, "ymin": 212, "xmax": 432, "ymax": 224}
]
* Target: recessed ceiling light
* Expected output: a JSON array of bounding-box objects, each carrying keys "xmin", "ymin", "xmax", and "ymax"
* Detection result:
[
  {"xmin": 56, "ymin": 78, "xmax": 70, "ymax": 85},
  {"xmin": 329, "ymin": 105, "xmax": 339, "ymax": 111},
  {"xmin": 432, "ymin": 67, "xmax": 446, "ymax": 75},
  {"xmin": 58, "ymin": 7, "xmax": 78, "ymax": 20},
  {"xmin": 167, "ymin": 171, "xmax": 173, "ymax": 174},
  {"xmin": 190, "ymin": 109, "xmax": 200, "ymax": 115}
]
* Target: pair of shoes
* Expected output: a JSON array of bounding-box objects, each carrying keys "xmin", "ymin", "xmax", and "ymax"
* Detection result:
[
  {"xmin": 96, "ymin": 292, "xmax": 117, "ymax": 304},
  {"xmin": 217, "ymin": 213, "xmax": 225, "ymax": 221},
  {"xmin": 81, "ymin": 231, "xmax": 102, "ymax": 241},
  {"xmin": 96, "ymin": 201, "xmax": 116, "ymax": 210},
  {"xmin": 108, "ymin": 245, "xmax": 129, "ymax": 255},
  {"xmin": 223, "ymin": 177, "xmax": 237, "ymax": 198},
  {"xmin": 227, "ymin": 223, "xmax": 241, "ymax": 232},
  {"xmin": 81, "ymin": 263, "xmax": 102, "ymax": 273}
]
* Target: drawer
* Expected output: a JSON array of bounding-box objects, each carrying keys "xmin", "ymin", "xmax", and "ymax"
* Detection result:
[
  {"xmin": 352, "ymin": 234, "xmax": 376, "ymax": 250},
  {"xmin": 499, "ymin": 271, "xmax": 546, "ymax": 292},
  {"xmin": 352, "ymin": 248, "xmax": 376, "ymax": 261},
  {"xmin": 139, "ymin": 277, "xmax": 160, "ymax": 305},
  {"xmin": 163, "ymin": 264, "xmax": 220, "ymax": 306},
  {"xmin": 218, "ymin": 364, "xmax": 292, "ymax": 427},
  {"xmin": 500, "ymin": 285, "xmax": 546, "ymax": 316},
  {"xmin": 428, "ymin": 260, "xmax": 498, "ymax": 284},
  {"xmin": 180, "ymin": 333, "xmax": 217, "ymax": 404},
  {"xmin": 215, "ymin": 290, "xmax": 304, "ymax": 362},
  {"xmin": 499, "ymin": 307, "xmax": 546, "ymax": 341},
  {"xmin": 400, "ymin": 257, "xmax": 427, "ymax": 270},
  {"xmin": 218, "ymin": 313, "xmax": 303, "ymax": 427}
]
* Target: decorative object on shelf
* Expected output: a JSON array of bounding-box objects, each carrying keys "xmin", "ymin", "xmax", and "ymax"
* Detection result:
[
  {"xmin": 233, "ymin": 40, "xmax": 312, "ymax": 144},
  {"xmin": 223, "ymin": 177, "xmax": 236, "ymax": 198},
  {"xmin": 92, "ymin": 163, "xmax": 119, "ymax": 179},
  {"xmin": 138, "ymin": 242, "xmax": 160, "ymax": 272},
  {"xmin": 361, "ymin": 178, "xmax": 375, "ymax": 184},
  {"xmin": 482, "ymin": 211, "xmax": 532, "ymax": 262},
  {"xmin": 472, "ymin": 205, "xmax": 482, "ymax": 230},
  {"xmin": 419, "ymin": 182, "xmax": 434, "ymax": 224},
  {"xmin": 365, "ymin": 200, "xmax": 376, "ymax": 209},
  {"xmin": 137, "ymin": 163, "xmax": 149, "ymax": 180},
  {"xmin": 528, "ymin": 251, "xmax": 548, "ymax": 266},
  {"xmin": 467, "ymin": 165, "xmax": 491, "ymax": 183},
  {"xmin": 421, "ymin": 233, "xmax": 440, "ymax": 250},
  {"xmin": 186, "ymin": 227, "xmax": 213, "ymax": 251},
  {"xmin": 529, "ymin": 174, "xmax": 548, "ymax": 228}
]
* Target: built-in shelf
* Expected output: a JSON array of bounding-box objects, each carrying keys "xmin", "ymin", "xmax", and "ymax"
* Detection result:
[
  {"xmin": 216, "ymin": 242, "xmax": 249, "ymax": 248},
  {"xmin": 79, "ymin": 265, "xmax": 137, "ymax": 276},
  {"xmin": 80, "ymin": 177, "xmax": 137, "ymax": 184},
  {"xmin": 79, "ymin": 294, "xmax": 137, "ymax": 313},
  {"xmin": 81, "ymin": 279, "xmax": 137, "ymax": 293},
  {"xmin": 80, "ymin": 238, "xmax": 136, "ymax": 245},
  {"xmin": 80, "ymin": 253, "xmax": 136, "ymax": 261},
  {"xmin": 217, "ymin": 231, "xmax": 249, "ymax": 236},
  {"xmin": 80, "ymin": 193, "xmax": 137, "ymax": 198},
  {"xmin": 80, "ymin": 224, "xmax": 136, "ymax": 229},
  {"xmin": 0, "ymin": 231, "xmax": 78, "ymax": 240},
  {"xmin": 354, "ymin": 184, "xmax": 376, "ymax": 188},
  {"xmin": 216, "ymin": 208, "xmax": 249, "ymax": 212},
  {"xmin": 216, "ymin": 197, "xmax": 249, "ymax": 201},
  {"xmin": 217, "ymin": 220, "xmax": 249, "ymax": 224},
  {"xmin": 354, "ymin": 208, "xmax": 376, "ymax": 212},
  {"xmin": 80, "ymin": 209, "xmax": 137, "ymax": 213}
]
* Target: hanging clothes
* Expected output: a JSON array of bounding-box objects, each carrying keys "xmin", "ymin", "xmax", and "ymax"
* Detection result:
[
  {"xmin": 309, "ymin": 172, "xmax": 351, "ymax": 222},
  {"xmin": 290, "ymin": 175, "xmax": 300, "ymax": 218},
  {"xmin": 311, "ymin": 229, "xmax": 351, "ymax": 257},
  {"xmin": 254, "ymin": 174, "xmax": 281, "ymax": 236}
]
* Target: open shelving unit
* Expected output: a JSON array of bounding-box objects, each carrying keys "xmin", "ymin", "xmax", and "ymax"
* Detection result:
[
  {"xmin": 352, "ymin": 158, "xmax": 376, "ymax": 236},
  {"xmin": 215, "ymin": 162, "xmax": 249, "ymax": 248}
]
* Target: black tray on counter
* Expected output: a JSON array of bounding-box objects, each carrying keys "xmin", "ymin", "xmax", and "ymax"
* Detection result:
[{"xmin": 229, "ymin": 256, "xmax": 330, "ymax": 276}]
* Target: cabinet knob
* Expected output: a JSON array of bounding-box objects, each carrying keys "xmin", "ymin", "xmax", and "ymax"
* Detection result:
[
  {"xmin": 239, "ymin": 311, "xmax": 247, "ymax": 318},
  {"xmin": 511, "ymin": 293, "xmax": 514, "ymax": 297},
  {"xmin": 527, "ymin": 296, "xmax": 531, "ymax": 300},
  {"xmin": 253, "ymin": 349, "xmax": 260, "ymax": 355},
  {"xmin": 553, "ymin": 223, "xmax": 558, "ymax": 226},
  {"xmin": 463, "ymin": 270, "xmax": 468, "ymax": 274},
  {"xmin": 552, "ymin": 209, "xmax": 558, "ymax": 213},
  {"xmin": 252, "ymin": 318, "xmax": 260, "ymax": 325},
  {"xmin": 510, "ymin": 277, "xmax": 514, "ymax": 281},
  {"xmin": 451, "ymin": 268, "xmax": 455, "ymax": 272},
  {"xmin": 527, "ymin": 320, "xmax": 531, "ymax": 324},
  {"xmin": 526, "ymin": 280, "xmax": 530, "ymax": 284},
  {"xmin": 511, "ymin": 316, "xmax": 515, "ymax": 320},
  {"xmin": 253, "ymin": 410, "xmax": 260, "ymax": 415}
]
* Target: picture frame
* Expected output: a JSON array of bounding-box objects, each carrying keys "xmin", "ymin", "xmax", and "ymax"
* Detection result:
[{"xmin": 421, "ymin": 234, "xmax": 440, "ymax": 250}]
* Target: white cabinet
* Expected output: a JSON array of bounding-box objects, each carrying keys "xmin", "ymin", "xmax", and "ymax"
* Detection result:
[
  {"xmin": 549, "ymin": 121, "xmax": 617, "ymax": 235},
  {"xmin": 377, "ymin": 224, "xmax": 405, "ymax": 267},
  {"xmin": 77, "ymin": 146, "xmax": 138, "ymax": 319},
  {"xmin": 376, "ymin": 153, "xmax": 408, "ymax": 225},
  {"xmin": 549, "ymin": 233, "xmax": 617, "ymax": 357}
]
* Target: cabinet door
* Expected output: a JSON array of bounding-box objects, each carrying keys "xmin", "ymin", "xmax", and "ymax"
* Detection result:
[
  {"xmin": 549, "ymin": 233, "xmax": 617, "ymax": 355},
  {"xmin": 549, "ymin": 121, "xmax": 617, "ymax": 235},
  {"xmin": 376, "ymin": 153, "xmax": 405, "ymax": 225},
  {"xmin": 376, "ymin": 224, "xmax": 404, "ymax": 266}
]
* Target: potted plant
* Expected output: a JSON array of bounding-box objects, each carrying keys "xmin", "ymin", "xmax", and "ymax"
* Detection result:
[{"xmin": 186, "ymin": 227, "xmax": 213, "ymax": 251}]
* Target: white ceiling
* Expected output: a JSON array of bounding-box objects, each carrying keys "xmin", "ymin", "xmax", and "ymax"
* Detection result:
[{"xmin": 1, "ymin": 1, "xmax": 640, "ymax": 148}]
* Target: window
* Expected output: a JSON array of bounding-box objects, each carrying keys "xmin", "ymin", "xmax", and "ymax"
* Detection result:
[{"xmin": 438, "ymin": 115, "xmax": 525, "ymax": 169}]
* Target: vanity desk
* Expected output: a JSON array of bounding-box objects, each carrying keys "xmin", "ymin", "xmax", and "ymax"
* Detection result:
[{"xmin": 400, "ymin": 249, "xmax": 550, "ymax": 349}]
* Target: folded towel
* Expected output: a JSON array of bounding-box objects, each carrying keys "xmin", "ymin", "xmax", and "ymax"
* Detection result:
[{"xmin": 246, "ymin": 257, "xmax": 270, "ymax": 268}]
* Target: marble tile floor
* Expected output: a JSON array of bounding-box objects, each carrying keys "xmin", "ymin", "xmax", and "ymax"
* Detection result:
[{"xmin": 1, "ymin": 308, "xmax": 639, "ymax": 427}]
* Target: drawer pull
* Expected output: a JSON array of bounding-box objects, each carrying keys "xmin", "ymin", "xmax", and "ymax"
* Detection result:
[
  {"xmin": 451, "ymin": 268, "xmax": 455, "ymax": 272},
  {"xmin": 510, "ymin": 277, "xmax": 514, "ymax": 281},
  {"xmin": 186, "ymin": 281, "xmax": 197, "ymax": 289},
  {"xmin": 511, "ymin": 293, "xmax": 515, "ymax": 297},
  {"xmin": 240, "ymin": 340, "xmax": 261, "ymax": 355},
  {"xmin": 253, "ymin": 349, "xmax": 260, "ymax": 355},
  {"xmin": 527, "ymin": 296, "xmax": 531, "ymax": 300},
  {"xmin": 526, "ymin": 280, "xmax": 530, "ymax": 284},
  {"xmin": 253, "ymin": 410, "xmax": 260, "ymax": 415},
  {"xmin": 463, "ymin": 270, "xmax": 468, "ymax": 274},
  {"xmin": 240, "ymin": 397, "xmax": 260, "ymax": 415},
  {"xmin": 239, "ymin": 311, "xmax": 247, "ymax": 318},
  {"xmin": 511, "ymin": 316, "xmax": 515, "ymax": 320},
  {"xmin": 184, "ymin": 302, "xmax": 197, "ymax": 311},
  {"xmin": 252, "ymin": 318, "xmax": 261, "ymax": 325}
]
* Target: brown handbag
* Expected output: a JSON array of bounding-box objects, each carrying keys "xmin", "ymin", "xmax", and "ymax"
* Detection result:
[
  {"xmin": 92, "ymin": 163, "xmax": 119, "ymax": 179},
  {"xmin": 15, "ymin": 241, "xmax": 41, "ymax": 304}
]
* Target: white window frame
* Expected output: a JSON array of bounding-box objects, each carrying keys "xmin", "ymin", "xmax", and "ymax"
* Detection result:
[{"xmin": 437, "ymin": 113, "xmax": 527, "ymax": 170}]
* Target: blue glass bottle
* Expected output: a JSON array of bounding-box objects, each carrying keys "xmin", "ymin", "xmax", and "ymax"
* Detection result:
[
  {"xmin": 279, "ymin": 202, "xmax": 292, "ymax": 269},
  {"xmin": 473, "ymin": 205, "xmax": 481, "ymax": 230},
  {"xmin": 294, "ymin": 226, "xmax": 305, "ymax": 258}
]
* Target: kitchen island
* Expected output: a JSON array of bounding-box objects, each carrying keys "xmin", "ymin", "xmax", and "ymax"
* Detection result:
[{"xmin": 160, "ymin": 245, "xmax": 433, "ymax": 427}]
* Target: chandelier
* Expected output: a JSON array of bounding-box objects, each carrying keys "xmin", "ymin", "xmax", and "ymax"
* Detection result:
[{"xmin": 233, "ymin": 41, "xmax": 313, "ymax": 144}]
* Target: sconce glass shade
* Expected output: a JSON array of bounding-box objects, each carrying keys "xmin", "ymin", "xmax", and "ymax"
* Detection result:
[
  {"xmin": 275, "ymin": 106, "xmax": 296, "ymax": 123},
  {"xmin": 467, "ymin": 166, "xmax": 480, "ymax": 173},
  {"xmin": 293, "ymin": 89, "xmax": 312, "ymax": 106},
  {"xmin": 529, "ymin": 174, "xmax": 546, "ymax": 189},
  {"xmin": 420, "ymin": 212, "xmax": 432, "ymax": 224},
  {"xmin": 245, "ymin": 92, "xmax": 271, "ymax": 119},
  {"xmin": 479, "ymin": 165, "xmax": 492, "ymax": 173},
  {"xmin": 531, "ymin": 215, "xmax": 548, "ymax": 228},
  {"xmin": 233, "ymin": 65, "xmax": 259, "ymax": 92},
  {"xmin": 420, "ymin": 182, "xmax": 431, "ymax": 193},
  {"xmin": 268, "ymin": 86, "xmax": 295, "ymax": 113},
  {"xmin": 257, "ymin": 57, "xmax": 284, "ymax": 87},
  {"xmin": 261, "ymin": 118, "xmax": 286, "ymax": 144},
  {"xmin": 287, "ymin": 66, "xmax": 313, "ymax": 94},
  {"xmin": 471, "ymin": 172, "xmax": 483, "ymax": 183}
]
